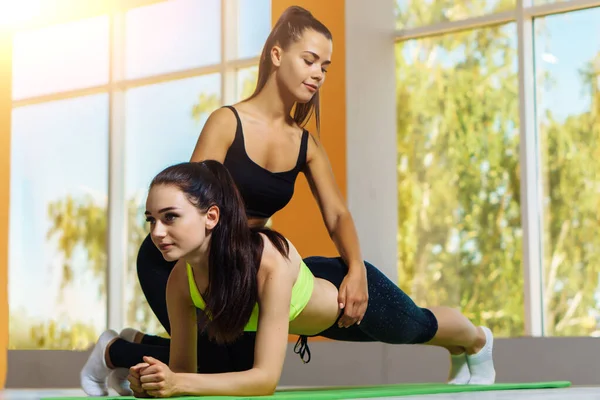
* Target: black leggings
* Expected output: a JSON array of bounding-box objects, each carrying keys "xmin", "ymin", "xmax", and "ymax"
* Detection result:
[
  {"xmin": 293, "ymin": 256, "xmax": 438, "ymax": 362},
  {"xmin": 306, "ymin": 256, "xmax": 437, "ymax": 343},
  {"xmin": 110, "ymin": 235, "xmax": 438, "ymax": 370}
]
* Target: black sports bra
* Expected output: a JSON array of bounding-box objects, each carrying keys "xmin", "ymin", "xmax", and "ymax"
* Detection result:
[{"xmin": 221, "ymin": 106, "xmax": 309, "ymax": 219}]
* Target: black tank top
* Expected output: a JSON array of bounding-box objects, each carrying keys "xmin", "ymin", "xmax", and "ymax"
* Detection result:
[{"xmin": 221, "ymin": 106, "xmax": 309, "ymax": 219}]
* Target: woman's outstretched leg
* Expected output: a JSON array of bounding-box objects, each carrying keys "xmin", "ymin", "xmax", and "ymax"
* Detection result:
[{"xmin": 305, "ymin": 256, "xmax": 495, "ymax": 385}]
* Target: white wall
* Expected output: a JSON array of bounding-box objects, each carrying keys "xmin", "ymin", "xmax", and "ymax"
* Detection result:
[{"xmin": 345, "ymin": 0, "xmax": 398, "ymax": 280}]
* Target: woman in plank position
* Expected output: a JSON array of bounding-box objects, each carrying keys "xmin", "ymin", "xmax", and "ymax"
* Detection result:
[{"xmin": 128, "ymin": 160, "xmax": 495, "ymax": 398}]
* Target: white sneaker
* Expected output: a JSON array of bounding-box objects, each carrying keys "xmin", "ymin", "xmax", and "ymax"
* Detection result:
[
  {"xmin": 105, "ymin": 327, "xmax": 143, "ymax": 396},
  {"xmin": 80, "ymin": 329, "xmax": 118, "ymax": 396}
]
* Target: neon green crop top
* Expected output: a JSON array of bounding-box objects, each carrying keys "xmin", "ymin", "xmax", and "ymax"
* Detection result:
[{"xmin": 186, "ymin": 260, "xmax": 315, "ymax": 332}]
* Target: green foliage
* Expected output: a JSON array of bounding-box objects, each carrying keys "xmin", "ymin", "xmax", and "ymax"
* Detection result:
[
  {"xmin": 539, "ymin": 54, "xmax": 600, "ymax": 336},
  {"xmin": 10, "ymin": 312, "xmax": 99, "ymax": 350},
  {"xmin": 396, "ymin": 1, "xmax": 600, "ymax": 337},
  {"xmin": 25, "ymin": 194, "xmax": 167, "ymax": 349},
  {"xmin": 123, "ymin": 196, "xmax": 166, "ymax": 335},
  {"xmin": 192, "ymin": 93, "xmax": 220, "ymax": 124},
  {"xmin": 191, "ymin": 67, "xmax": 258, "ymax": 125},
  {"xmin": 239, "ymin": 67, "xmax": 259, "ymax": 101},
  {"xmin": 396, "ymin": 22, "xmax": 523, "ymax": 337},
  {"xmin": 46, "ymin": 195, "xmax": 107, "ymax": 297}
]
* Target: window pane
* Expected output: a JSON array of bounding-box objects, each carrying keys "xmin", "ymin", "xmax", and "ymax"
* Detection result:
[
  {"xmin": 396, "ymin": 24, "xmax": 522, "ymax": 337},
  {"xmin": 124, "ymin": 74, "xmax": 221, "ymax": 333},
  {"xmin": 237, "ymin": 0, "xmax": 271, "ymax": 59},
  {"xmin": 396, "ymin": 0, "xmax": 515, "ymax": 30},
  {"xmin": 534, "ymin": 8, "xmax": 600, "ymax": 337},
  {"xmin": 12, "ymin": 16, "xmax": 109, "ymax": 100},
  {"xmin": 9, "ymin": 94, "xmax": 109, "ymax": 349},
  {"xmin": 126, "ymin": 0, "xmax": 221, "ymax": 79},
  {"xmin": 236, "ymin": 66, "xmax": 258, "ymax": 101}
]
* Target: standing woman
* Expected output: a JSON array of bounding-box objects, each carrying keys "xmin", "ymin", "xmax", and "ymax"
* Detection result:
[
  {"xmin": 135, "ymin": 3, "xmax": 370, "ymax": 355},
  {"xmin": 139, "ymin": 2, "xmax": 369, "ymax": 338}
]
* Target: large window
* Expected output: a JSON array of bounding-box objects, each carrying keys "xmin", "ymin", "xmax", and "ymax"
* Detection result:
[
  {"xmin": 9, "ymin": 0, "xmax": 271, "ymax": 350},
  {"xmin": 396, "ymin": 1, "xmax": 600, "ymax": 337},
  {"xmin": 396, "ymin": 24, "xmax": 522, "ymax": 337},
  {"xmin": 534, "ymin": 7, "xmax": 600, "ymax": 336},
  {"xmin": 9, "ymin": 94, "xmax": 109, "ymax": 349},
  {"xmin": 124, "ymin": 75, "xmax": 221, "ymax": 333}
]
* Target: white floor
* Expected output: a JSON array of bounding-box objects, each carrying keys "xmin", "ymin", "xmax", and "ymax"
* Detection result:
[{"xmin": 1, "ymin": 387, "xmax": 599, "ymax": 400}]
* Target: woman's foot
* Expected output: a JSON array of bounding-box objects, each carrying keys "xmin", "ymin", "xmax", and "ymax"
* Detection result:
[
  {"xmin": 466, "ymin": 326, "xmax": 495, "ymax": 384},
  {"xmin": 447, "ymin": 352, "xmax": 470, "ymax": 384},
  {"xmin": 105, "ymin": 328, "xmax": 143, "ymax": 396},
  {"xmin": 107, "ymin": 368, "xmax": 133, "ymax": 396},
  {"xmin": 80, "ymin": 329, "xmax": 118, "ymax": 396}
]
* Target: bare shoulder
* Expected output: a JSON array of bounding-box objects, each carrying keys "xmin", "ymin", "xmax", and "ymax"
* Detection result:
[
  {"xmin": 190, "ymin": 106, "xmax": 238, "ymax": 162},
  {"xmin": 202, "ymin": 106, "xmax": 238, "ymax": 140},
  {"xmin": 258, "ymin": 233, "xmax": 285, "ymax": 273},
  {"xmin": 167, "ymin": 259, "xmax": 192, "ymax": 301},
  {"xmin": 257, "ymin": 233, "xmax": 301, "ymax": 284},
  {"xmin": 169, "ymin": 258, "xmax": 187, "ymax": 278}
]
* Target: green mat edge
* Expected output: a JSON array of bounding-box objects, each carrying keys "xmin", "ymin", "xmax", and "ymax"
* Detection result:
[{"xmin": 42, "ymin": 381, "xmax": 572, "ymax": 400}]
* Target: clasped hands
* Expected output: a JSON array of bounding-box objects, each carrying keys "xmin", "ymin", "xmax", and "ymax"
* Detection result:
[{"xmin": 128, "ymin": 356, "xmax": 178, "ymax": 398}]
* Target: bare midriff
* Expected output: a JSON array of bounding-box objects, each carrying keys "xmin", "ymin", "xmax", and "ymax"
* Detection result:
[{"xmin": 289, "ymin": 277, "xmax": 341, "ymax": 336}]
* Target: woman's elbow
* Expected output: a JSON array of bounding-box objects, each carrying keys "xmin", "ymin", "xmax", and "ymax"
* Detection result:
[
  {"xmin": 327, "ymin": 207, "xmax": 351, "ymax": 233},
  {"xmin": 262, "ymin": 384, "xmax": 278, "ymax": 396},
  {"xmin": 252, "ymin": 369, "xmax": 279, "ymax": 396},
  {"xmin": 258, "ymin": 385, "xmax": 277, "ymax": 396},
  {"xmin": 260, "ymin": 377, "xmax": 278, "ymax": 395}
]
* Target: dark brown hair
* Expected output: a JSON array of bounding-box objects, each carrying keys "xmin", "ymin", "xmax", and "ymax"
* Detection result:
[
  {"xmin": 246, "ymin": 6, "xmax": 332, "ymax": 134},
  {"xmin": 150, "ymin": 160, "xmax": 289, "ymax": 343}
]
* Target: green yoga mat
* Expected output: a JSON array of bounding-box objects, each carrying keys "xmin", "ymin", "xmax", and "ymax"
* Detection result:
[{"xmin": 43, "ymin": 381, "xmax": 571, "ymax": 400}]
